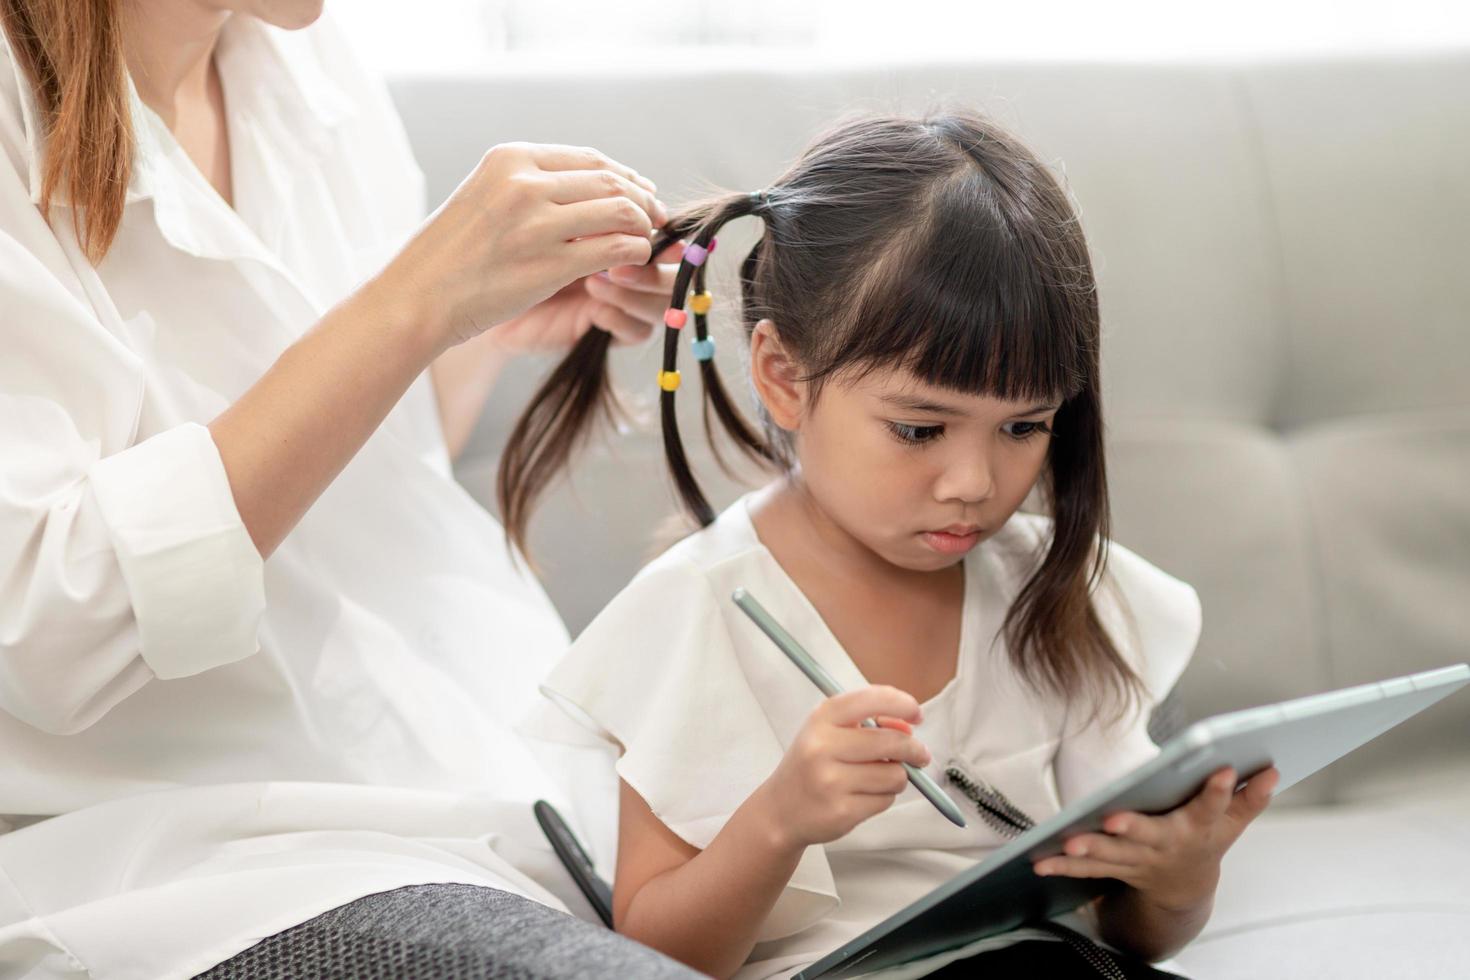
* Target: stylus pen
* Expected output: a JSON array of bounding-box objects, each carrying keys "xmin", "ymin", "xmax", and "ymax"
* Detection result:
[
  {"xmin": 533, "ymin": 800, "xmax": 614, "ymax": 927},
  {"xmin": 732, "ymin": 587, "xmax": 967, "ymax": 829}
]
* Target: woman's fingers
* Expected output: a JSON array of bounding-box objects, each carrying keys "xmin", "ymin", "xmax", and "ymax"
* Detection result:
[
  {"xmin": 650, "ymin": 239, "xmax": 685, "ymax": 264},
  {"xmin": 527, "ymin": 143, "xmax": 656, "ymax": 194},
  {"xmin": 584, "ymin": 299, "xmax": 654, "ymax": 347},
  {"xmin": 548, "ymin": 170, "xmax": 665, "ymax": 226},
  {"xmin": 565, "ymin": 234, "xmax": 654, "ymax": 279},
  {"xmin": 603, "ymin": 259, "xmax": 681, "ymax": 295},
  {"xmin": 584, "ymin": 274, "xmax": 667, "ymax": 325},
  {"xmin": 555, "ymin": 197, "xmax": 655, "ymax": 244},
  {"xmin": 393, "ymin": 140, "xmax": 669, "ymax": 348}
]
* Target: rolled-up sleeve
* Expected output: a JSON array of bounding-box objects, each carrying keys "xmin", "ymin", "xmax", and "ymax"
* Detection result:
[
  {"xmin": 1, "ymin": 215, "xmax": 265, "ymax": 733},
  {"xmin": 89, "ymin": 422, "xmax": 266, "ymax": 680}
]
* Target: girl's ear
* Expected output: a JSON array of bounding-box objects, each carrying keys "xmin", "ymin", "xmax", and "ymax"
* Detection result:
[{"xmin": 749, "ymin": 319, "xmax": 804, "ymax": 431}]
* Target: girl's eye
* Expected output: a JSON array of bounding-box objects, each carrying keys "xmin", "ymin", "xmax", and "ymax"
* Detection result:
[
  {"xmin": 1003, "ymin": 420, "xmax": 1054, "ymax": 441},
  {"xmin": 886, "ymin": 421, "xmax": 945, "ymax": 445}
]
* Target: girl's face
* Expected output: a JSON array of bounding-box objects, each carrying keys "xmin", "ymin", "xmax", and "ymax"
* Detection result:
[{"xmin": 751, "ymin": 320, "xmax": 1058, "ymax": 573}]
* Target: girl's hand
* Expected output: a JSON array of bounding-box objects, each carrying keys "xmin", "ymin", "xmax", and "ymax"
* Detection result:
[
  {"xmin": 756, "ymin": 685, "xmax": 931, "ymax": 849},
  {"xmin": 378, "ymin": 142, "xmax": 668, "ymax": 353},
  {"xmin": 1033, "ymin": 765, "xmax": 1280, "ymax": 912},
  {"xmin": 483, "ymin": 241, "xmax": 684, "ymax": 356}
]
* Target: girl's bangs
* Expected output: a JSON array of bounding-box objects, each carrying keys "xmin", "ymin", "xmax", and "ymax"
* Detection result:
[{"xmin": 812, "ymin": 171, "xmax": 1096, "ymax": 405}]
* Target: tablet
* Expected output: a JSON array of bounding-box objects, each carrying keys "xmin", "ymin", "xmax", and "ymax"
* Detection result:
[{"xmin": 796, "ymin": 663, "xmax": 1470, "ymax": 979}]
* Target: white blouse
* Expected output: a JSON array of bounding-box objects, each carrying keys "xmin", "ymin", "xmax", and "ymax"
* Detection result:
[
  {"xmin": 525, "ymin": 494, "xmax": 1202, "ymax": 979},
  {"xmin": 0, "ymin": 13, "xmax": 578, "ymax": 980}
]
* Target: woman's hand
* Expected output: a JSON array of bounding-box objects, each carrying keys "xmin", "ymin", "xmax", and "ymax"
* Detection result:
[
  {"xmin": 377, "ymin": 142, "xmax": 668, "ymax": 354},
  {"xmin": 1033, "ymin": 765, "xmax": 1279, "ymax": 912},
  {"xmin": 484, "ymin": 241, "xmax": 684, "ymax": 356},
  {"xmin": 754, "ymin": 685, "xmax": 931, "ymax": 850}
]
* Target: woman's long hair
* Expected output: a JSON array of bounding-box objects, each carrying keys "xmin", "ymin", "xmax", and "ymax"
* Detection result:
[
  {"xmin": 499, "ymin": 110, "xmax": 1143, "ymax": 726},
  {"xmin": 2, "ymin": 0, "xmax": 133, "ymax": 263}
]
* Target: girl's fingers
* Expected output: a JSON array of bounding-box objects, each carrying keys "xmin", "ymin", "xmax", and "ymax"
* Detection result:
[
  {"xmin": 823, "ymin": 685, "xmax": 923, "ymax": 729},
  {"xmin": 1033, "ymin": 854, "xmax": 1136, "ymax": 882},
  {"xmin": 849, "ymin": 790, "xmax": 900, "ymax": 823},
  {"xmin": 585, "ymin": 300, "xmax": 655, "ymax": 347},
  {"xmin": 584, "ymin": 275, "xmax": 666, "ymax": 325},
  {"xmin": 849, "ymin": 761, "xmax": 911, "ymax": 796},
  {"xmin": 1225, "ymin": 766, "xmax": 1279, "ymax": 825},
  {"xmin": 1182, "ymin": 767, "xmax": 1237, "ymax": 825},
  {"xmin": 1101, "ymin": 811, "xmax": 1169, "ymax": 848},
  {"xmin": 1059, "ymin": 832, "xmax": 1156, "ymax": 868},
  {"xmin": 829, "ymin": 725, "xmax": 930, "ymax": 767},
  {"xmin": 555, "ymin": 197, "xmax": 655, "ymax": 243},
  {"xmin": 547, "ymin": 170, "xmax": 664, "ymax": 226}
]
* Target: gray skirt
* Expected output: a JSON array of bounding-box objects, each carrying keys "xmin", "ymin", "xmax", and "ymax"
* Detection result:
[{"xmin": 193, "ymin": 883, "xmax": 700, "ymax": 979}]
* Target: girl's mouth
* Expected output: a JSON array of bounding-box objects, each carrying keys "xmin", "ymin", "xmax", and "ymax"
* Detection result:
[{"xmin": 920, "ymin": 527, "xmax": 983, "ymax": 555}]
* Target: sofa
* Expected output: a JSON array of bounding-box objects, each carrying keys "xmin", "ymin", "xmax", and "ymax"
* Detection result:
[{"xmin": 388, "ymin": 48, "xmax": 1470, "ymax": 977}]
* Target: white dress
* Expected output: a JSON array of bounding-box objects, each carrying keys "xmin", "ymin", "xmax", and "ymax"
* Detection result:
[
  {"xmin": 0, "ymin": 13, "xmax": 576, "ymax": 980},
  {"xmin": 524, "ymin": 494, "xmax": 1202, "ymax": 979}
]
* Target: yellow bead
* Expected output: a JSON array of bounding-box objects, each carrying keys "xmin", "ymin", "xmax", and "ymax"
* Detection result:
[
  {"xmin": 689, "ymin": 291, "xmax": 713, "ymax": 315},
  {"xmin": 657, "ymin": 370, "xmax": 682, "ymax": 392}
]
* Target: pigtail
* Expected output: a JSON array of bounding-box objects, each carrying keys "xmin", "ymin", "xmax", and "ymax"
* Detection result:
[
  {"xmin": 496, "ymin": 328, "xmax": 613, "ymax": 559},
  {"xmin": 657, "ymin": 230, "xmax": 713, "ymax": 523},
  {"xmin": 656, "ymin": 191, "xmax": 778, "ymax": 528},
  {"xmin": 497, "ymin": 192, "xmax": 777, "ymax": 556},
  {"xmin": 497, "ymin": 228, "xmax": 680, "ymax": 557},
  {"xmin": 692, "ymin": 251, "xmax": 778, "ymax": 478}
]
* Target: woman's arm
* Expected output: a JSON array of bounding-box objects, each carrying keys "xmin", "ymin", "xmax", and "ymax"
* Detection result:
[
  {"xmin": 211, "ymin": 142, "xmax": 661, "ymax": 558},
  {"xmin": 0, "ymin": 143, "xmax": 660, "ymax": 734},
  {"xmin": 430, "ymin": 330, "xmax": 517, "ymax": 461}
]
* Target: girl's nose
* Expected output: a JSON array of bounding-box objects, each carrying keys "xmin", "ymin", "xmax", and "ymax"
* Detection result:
[{"xmin": 934, "ymin": 452, "xmax": 995, "ymax": 505}]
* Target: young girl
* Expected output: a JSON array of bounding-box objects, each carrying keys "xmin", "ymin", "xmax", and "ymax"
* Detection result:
[{"xmin": 508, "ymin": 111, "xmax": 1279, "ymax": 979}]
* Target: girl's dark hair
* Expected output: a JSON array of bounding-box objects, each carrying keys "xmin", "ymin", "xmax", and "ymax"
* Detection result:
[{"xmin": 498, "ymin": 109, "xmax": 1143, "ymax": 724}]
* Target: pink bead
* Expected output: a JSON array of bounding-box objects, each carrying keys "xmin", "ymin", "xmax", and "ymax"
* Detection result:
[
  {"xmin": 664, "ymin": 308, "xmax": 688, "ymax": 329},
  {"xmin": 684, "ymin": 243, "xmax": 709, "ymax": 267},
  {"xmin": 707, "ymin": 237, "xmax": 718, "ymax": 254}
]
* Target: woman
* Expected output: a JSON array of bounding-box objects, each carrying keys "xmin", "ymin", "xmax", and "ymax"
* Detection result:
[{"xmin": 0, "ymin": 0, "xmax": 699, "ymax": 977}]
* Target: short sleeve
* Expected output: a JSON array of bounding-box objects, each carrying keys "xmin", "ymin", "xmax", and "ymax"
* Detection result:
[
  {"xmin": 1052, "ymin": 541, "xmax": 1203, "ymax": 805},
  {"xmin": 519, "ymin": 553, "xmax": 840, "ymax": 942}
]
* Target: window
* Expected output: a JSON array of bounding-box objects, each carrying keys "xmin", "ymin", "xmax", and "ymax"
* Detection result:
[{"xmin": 336, "ymin": 0, "xmax": 1470, "ymax": 73}]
